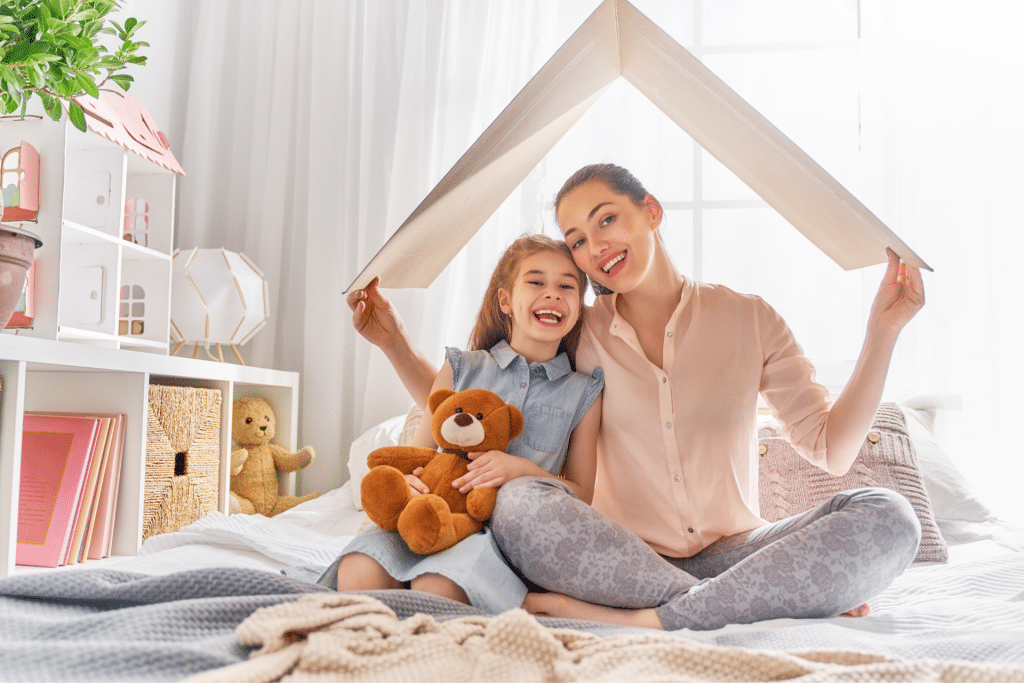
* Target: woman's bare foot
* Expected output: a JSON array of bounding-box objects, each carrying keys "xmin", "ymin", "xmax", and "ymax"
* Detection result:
[
  {"xmin": 835, "ymin": 602, "xmax": 872, "ymax": 618},
  {"xmin": 523, "ymin": 592, "xmax": 663, "ymax": 630}
]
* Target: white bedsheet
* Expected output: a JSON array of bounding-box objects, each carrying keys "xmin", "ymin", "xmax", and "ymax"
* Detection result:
[
  {"xmin": 668, "ymin": 536, "xmax": 1024, "ymax": 663},
  {"xmin": 107, "ymin": 483, "xmax": 364, "ymax": 576}
]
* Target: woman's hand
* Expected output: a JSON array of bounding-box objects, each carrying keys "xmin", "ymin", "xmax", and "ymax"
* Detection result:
[
  {"xmin": 347, "ymin": 276, "xmax": 404, "ymax": 349},
  {"xmin": 452, "ymin": 451, "xmax": 538, "ymax": 493},
  {"xmin": 868, "ymin": 248, "xmax": 925, "ymax": 336},
  {"xmin": 405, "ymin": 467, "xmax": 428, "ymax": 494}
]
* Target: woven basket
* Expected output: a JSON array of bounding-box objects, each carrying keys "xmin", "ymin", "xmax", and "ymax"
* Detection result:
[{"xmin": 143, "ymin": 384, "xmax": 222, "ymax": 540}]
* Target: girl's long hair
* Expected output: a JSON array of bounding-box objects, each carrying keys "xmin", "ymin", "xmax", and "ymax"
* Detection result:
[{"xmin": 467, "ymin": 234, "xmax": 588, "ymax": 368}]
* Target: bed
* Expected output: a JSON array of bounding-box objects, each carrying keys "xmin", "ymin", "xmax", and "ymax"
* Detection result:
[{"xmin": 2, "ymin": 401, "xmax": 1023, "ymax": 682}]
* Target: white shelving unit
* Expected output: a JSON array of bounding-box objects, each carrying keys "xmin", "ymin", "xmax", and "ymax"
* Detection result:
[
  {"xmin": 0, "ymin": 334, "xmax": 299, "ymax": 577},
  {"xmin": 0, "ymin": 95, "xmax": 300, "ymax": 578}
]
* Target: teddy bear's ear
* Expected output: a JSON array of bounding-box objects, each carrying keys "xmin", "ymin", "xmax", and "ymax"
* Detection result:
[
  {"xmin": 428, "ymin": 388, "xmax": 456, "ymax": 415},
  {"xmin": 505, "ymin": 405, "xmax": 524, "ymax": 441}
]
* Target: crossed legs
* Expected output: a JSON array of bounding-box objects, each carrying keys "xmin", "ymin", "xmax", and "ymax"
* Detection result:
[{"xmin": 492, "ymin": 477, "xmax": 920, "ymax": 631}]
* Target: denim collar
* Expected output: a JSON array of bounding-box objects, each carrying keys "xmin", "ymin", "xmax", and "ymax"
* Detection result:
[{"xmin": 489, "ymin": 339, "xmax": 571, "ymax": 381}]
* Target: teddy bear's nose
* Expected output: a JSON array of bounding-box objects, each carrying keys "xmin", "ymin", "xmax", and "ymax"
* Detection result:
[
  {"xmin": 454, "ymin": 413, "xmax": 473, "ymax": 427},
  {"xmin": 260, "ymin": 425, "xmax": 267, "ymax": 431}
]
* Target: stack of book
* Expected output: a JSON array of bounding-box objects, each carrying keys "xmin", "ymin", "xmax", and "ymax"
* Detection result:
[{"xmin": 16, "ymin": 412, "xmax": 128, "ymax": 567}]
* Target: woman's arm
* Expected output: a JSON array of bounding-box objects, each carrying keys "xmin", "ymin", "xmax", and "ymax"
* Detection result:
[
  {"xmin": 824, "ymin": 249, "xmax": 925, "ymax": 474},
  {"xmin": 453, "ymin": 392, "xmax": 602, "ymax": 501},
  {"xmin": 348, "ymin": 277, "xmax": 438, "ymax": 408}
]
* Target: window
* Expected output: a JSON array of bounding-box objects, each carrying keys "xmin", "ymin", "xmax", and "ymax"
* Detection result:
[{"xmin": 119, "ymin": 284, "xmax": 146, "ymax": 336}]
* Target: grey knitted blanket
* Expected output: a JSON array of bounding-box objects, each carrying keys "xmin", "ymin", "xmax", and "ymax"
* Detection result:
[{"xmin": 0, "ymin": 567, "xmax": 518, "ymax": 683}]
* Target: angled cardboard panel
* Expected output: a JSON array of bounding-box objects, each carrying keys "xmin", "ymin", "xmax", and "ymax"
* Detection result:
[
  {"xmin": 616, "ymin": 1, "xmax": 926, "ymax": 272},
  {"xmin": 347, "ymin": 0, "xmax": 929, "ymax": 294},
  {"xmin": 347, "ymin": 0, "xmax": 620, "ymax": 292}
]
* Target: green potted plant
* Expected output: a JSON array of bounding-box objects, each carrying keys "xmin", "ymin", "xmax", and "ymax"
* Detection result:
[{"xmin": 0, "ymin": 0, "xmax": 148, "ymax": 132}]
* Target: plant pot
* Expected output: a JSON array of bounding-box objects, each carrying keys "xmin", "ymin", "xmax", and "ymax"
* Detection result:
[{"xmin": 0, "ymin": 224, "xmax": 43, "ymax": 328}]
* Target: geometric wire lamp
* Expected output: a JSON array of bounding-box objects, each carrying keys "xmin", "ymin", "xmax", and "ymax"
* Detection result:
[{"xmin": 169, "ymin": 247, "xmax": 269, "ymax": 364}]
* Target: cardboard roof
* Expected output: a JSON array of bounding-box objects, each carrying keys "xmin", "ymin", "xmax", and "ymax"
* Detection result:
[{"xmin": 346, "ymin": 0, "xmax": 929, "ymax": 294}]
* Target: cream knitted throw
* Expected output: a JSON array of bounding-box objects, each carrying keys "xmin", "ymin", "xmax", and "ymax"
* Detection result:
[{"xmin": 184, "ymin": 593, "xmax": 1024, "ymax": 683}]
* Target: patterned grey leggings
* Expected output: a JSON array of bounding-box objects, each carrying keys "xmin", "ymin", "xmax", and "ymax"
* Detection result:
[{"xmin": 491, "ymin": 478, "xmax": 921, "ymax": 631}]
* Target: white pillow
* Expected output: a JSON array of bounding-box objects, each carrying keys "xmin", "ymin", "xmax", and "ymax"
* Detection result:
[
  {"xmin": 347, "ymin": 406, "xmax": 424, "ymax": 510},
  {"xmin": 899, "ymin": 405, "xmax": 994, "ymax": 523}
]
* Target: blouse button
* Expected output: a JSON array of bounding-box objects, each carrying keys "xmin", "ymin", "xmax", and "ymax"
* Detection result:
[
  {"xmin": 666, "ymin": 422, "xmax": 672, "ymax": 429},
  {"xmin": 674, "ymin": 475, "xmax": 681, "ymax": 482},
  {"xmin": 520, "ymin": 382, "xmax": 526, "ymax": 388},
  {"xmin": 758, "ymin": 444, "xmax": 768, "ymax": 456},
  {"xmin": 662, "ymin": 377, "xmax": 667, "ymax": 383},
  {"xmin": 868, "ymin": 432, "xmax": 880, "ymax": 444},
  {"xmin": 667, "ymin": 331, "xmax": 673, "ymax": 337},
  {"xmin": 688, "ymin": 528, "xmax": 695, "ymax": 534}
]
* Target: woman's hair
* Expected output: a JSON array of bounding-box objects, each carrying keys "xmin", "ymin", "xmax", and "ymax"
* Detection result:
[
  {"xmin": 553, "ymin": 163, "xmax": 651, "ymax": 297},
  {"xmin": 468, "ymin": 233, "xmax": 588, "ymax": 367},
  {"xmin": 553, "ymin": 163, "xmax": 649, "ymax": 218}
]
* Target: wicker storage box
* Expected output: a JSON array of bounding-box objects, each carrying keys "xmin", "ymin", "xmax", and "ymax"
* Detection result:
[{"xmin": 143, "ymin": 384, "xmax": 222, "ymax": 540}]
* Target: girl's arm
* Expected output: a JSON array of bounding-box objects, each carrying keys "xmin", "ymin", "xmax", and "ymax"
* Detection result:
[
  {"xmin": 348, "ymin": 277, "xmax": 438, "ymax": 408},
  {"xmin": 560, "ymin": 391, "xmax": 601, "ymax": 504},
  {"xmin": 452, "ymin": 392, "xmax": 603, "ymax": 502},
  {"xmin": 823, "ymin": 249, "xmax": 925, "ymax": 474}
]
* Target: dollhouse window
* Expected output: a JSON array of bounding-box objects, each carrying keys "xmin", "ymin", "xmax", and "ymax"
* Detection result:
[
  {"xmin": 118, "ymin": 284, "xmax": 145, "ymax": 335},
  {"xmin": 1, "ymin": 148, "xmax": 24, "ymax": 207},
  {"xmin": 124, "ymin": 198, "xmax": 150, "ymax": 247}
]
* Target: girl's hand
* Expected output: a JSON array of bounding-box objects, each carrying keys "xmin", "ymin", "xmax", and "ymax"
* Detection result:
[
  {"xmin": 405, "ymin": 467, "xmax": 428, "ymax": 494},
  {"xmin": 452, "ymin": 451, "xmax": 534, "ymax": 493},
  {"xmin": 868, "ymin": 248, "xmax": 925, "ymax": 336},
  {"xmin": 347, "ymin": 276, "xmax": 404, "ymax": 349}
]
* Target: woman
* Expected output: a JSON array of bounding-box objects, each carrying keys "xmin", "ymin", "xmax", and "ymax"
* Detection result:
[{"xmin": 347, "ymin": 163, "xmax": 925, "ymax": 631}]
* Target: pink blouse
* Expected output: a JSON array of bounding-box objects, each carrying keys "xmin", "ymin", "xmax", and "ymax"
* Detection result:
[{"xmin": 576, "ymin": 278, "xmax": 831, "ymax": 558}]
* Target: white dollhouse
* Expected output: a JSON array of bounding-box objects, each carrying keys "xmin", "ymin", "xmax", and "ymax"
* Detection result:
[{"xmin": 1, "ymin": 86, "xmax": 183, "ymax": 351}]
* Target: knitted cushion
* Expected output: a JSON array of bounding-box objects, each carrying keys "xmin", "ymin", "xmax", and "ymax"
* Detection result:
[{"xmin": 758, "ymin": 402, "xmax": 947, "ymax": 563}]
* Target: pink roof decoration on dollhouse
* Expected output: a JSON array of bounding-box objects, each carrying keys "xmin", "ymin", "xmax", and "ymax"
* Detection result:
[
  {"xmin": 76, "ymin": 85, "xmax": 185, "ymax": 176},
  {"xmin": 346, "ymin": 0, "xmax": 929, "ymax": 294}
]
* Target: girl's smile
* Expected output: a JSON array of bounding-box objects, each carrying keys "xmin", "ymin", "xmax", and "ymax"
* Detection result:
[{"xmin": 498, "ymin": 250, "xmax": 582, "ymax": 363}]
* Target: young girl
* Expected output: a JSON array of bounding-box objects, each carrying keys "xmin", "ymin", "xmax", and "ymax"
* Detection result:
[
  {"xmin": 346, "ymin": 164, "xmax": 925, "ymax": 631},
  {"xmin": 321, "ymin": 234, "xmax": 603, "ymax": 614}
]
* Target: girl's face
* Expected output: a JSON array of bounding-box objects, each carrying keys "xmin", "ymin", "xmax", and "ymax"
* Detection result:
[
  {"xmin": 498, "ymin": 250, "xmax": 582, "ymax": 354},
  {"xmin": 557, "ymin": 180, "xmax": 662, "ymax": 294}
]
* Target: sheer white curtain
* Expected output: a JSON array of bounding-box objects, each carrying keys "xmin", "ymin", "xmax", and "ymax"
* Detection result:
[{"xmin": 170, "ymin": 0, "xmax": 558, "ymax": 491}]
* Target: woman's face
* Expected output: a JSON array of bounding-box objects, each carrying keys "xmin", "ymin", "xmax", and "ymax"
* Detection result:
[{"xmin": 556, "ymin": 180, "xmax": 662, "ymax": 295}]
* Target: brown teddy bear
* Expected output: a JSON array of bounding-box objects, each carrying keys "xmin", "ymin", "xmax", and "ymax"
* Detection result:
[
  {"xmin": 361, "ymin": 388, "xmax": 523, "ymax": 555},
  {"xmin": 229, "ymin": 397, "xmax": 320, "ymax": 516}
]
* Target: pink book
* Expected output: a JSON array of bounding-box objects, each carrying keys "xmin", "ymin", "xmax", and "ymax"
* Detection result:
[
  {"xmin": 17, "ymin": 415, "xmax": 101, "ymax": 567},
  {"xmin": 86, "ymin": 414, "xmax": 126, "ymax": 560},
  {"xmin": 63, "ymin": 417, "xmax": 112, "ymax": 564}
]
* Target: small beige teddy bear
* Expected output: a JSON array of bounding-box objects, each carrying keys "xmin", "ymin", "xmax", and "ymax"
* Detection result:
[{"xmin": 229, "ymin": 396, "xmax": 320, "ymax": 515}]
